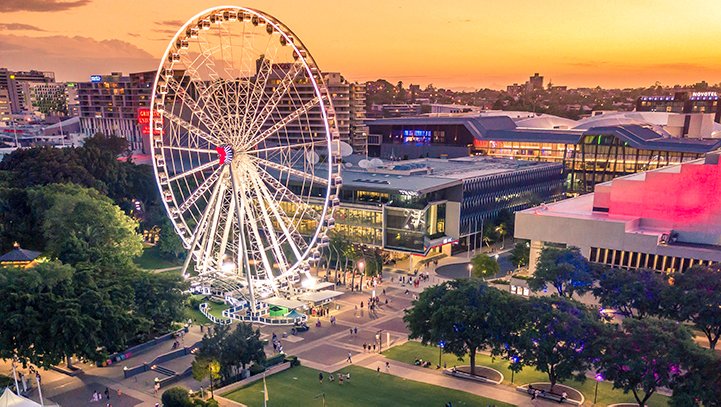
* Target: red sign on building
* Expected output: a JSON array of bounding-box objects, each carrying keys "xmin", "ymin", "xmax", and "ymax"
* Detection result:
[{"xmin": 137, "ymin": 108, "xmax": 162, "ymax": 136}]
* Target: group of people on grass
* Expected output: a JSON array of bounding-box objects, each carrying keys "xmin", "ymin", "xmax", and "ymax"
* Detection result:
[{"xmin": 318, "ymin": 371, "xmax": 351, "ymax": 385}]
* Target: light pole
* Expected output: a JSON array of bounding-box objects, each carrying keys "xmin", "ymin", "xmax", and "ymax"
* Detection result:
[
  {"xmin": 510, "ymin": 356, "xmax": 519, "ymax": 383},
  {"xmin": 438, "ymin": 340, "xmax": 445, "ymax": 367},
  {"xmin": 467, "ymin": 263, "xmax": 472, "ymax": 279},
  {"xmin": 357, "ymin": 259, "xmax": 365, "ymax": 292},
  {"xmin": 594, "ymin": 372, "xmax": 604, "ymax": 404}
]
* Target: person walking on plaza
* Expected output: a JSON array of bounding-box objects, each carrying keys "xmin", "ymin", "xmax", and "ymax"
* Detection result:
[
  {"xmin": 347, "ymin": 352, "xmax": 353, "ymax": 363},
  {"xmin": 318, "ymin": 372, "xmax": 324, "ymax": 384}
]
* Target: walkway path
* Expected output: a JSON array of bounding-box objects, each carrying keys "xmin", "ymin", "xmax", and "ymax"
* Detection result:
[{"xmin": 355, "ymin": 353, "xmax": 554, "ymax": 407}]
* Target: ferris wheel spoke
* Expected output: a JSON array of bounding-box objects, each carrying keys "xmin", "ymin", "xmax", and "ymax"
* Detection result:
[
  {"xmin": 161, "ymin": 110, "xmax": 223, "ymax": 147},
  {"xmin": 248, "ymin": 139, "xmax": 323, "ymax": 155},
  {"xmin": 248, "ymin": 167, "xmax": 305, "ymax": 260},
  {"xmin": 163, "ymin": 145, "xmax": 218, "ymax": 155},
  {"xmin": 177, "ymin": 166, "xmax": 225, "ymax": 214},
  {"xmin": 244, "ymin": 176, "xmax": 291, "ymax": 275},
  {"xmin": 239, "ymin": 56, "xmax": 274, "ymax": 145},
  {"xmin": 242, "ymin": 62, "xmax": 304, "ymax": 143},
  {"xmin": 251, "ymin": 156, "xmax": 328, "ymax": 186},
  {"xmin": 168, "ymin": 158, "xmax": 220, "ymax": 183},
  {"xmin": 255, "ymin": 165, "xmax": 323, "ymax": 221},
  {"xmin": 231, "ymin": 167, "xmax": 276, "ymax": 283},
  {"xmin": 166, "ymin": 77, "xmax": 222, "ymax": 135},
  {"xmin": 242, "ymin": 96, "xmax": 321, "ymax": 150}
]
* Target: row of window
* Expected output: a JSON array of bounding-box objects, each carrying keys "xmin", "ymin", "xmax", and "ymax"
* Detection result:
[{"xmin": 589, "ymin": 247, "xmax": 716, "ymax": 273}]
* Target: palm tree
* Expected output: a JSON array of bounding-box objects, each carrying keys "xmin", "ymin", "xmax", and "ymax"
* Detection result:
[{"xmin": 494, "ymin": 223, "xmax": 507, "ymax": 249}]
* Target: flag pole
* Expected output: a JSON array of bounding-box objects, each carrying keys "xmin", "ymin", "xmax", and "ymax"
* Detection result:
[{"xmin": 11, "ymin": 360, "xmax": 19, "ymax": 395}]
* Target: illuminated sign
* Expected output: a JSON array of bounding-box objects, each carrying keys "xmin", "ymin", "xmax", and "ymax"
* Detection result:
[
  {"xmin": 137, "ymin": 108, "xmax": 162, "ymax": 135},
  {"xmin": 90, "ymin": 75, "xmax": 102, "ymax": 83},
  {"xmin": 692, "ymin": 92, "xmax": 717, "ymax": 98}
]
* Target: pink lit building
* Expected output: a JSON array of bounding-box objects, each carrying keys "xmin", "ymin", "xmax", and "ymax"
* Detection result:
[{"xmin": 515, "ymin": 152, "xmax": 721, "ymax": 273}]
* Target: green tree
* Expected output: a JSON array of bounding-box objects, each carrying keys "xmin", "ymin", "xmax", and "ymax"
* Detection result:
[
  {"xmin": 671, "ymin": 265, "xmax": 721, "ymax": 350},
  {"xmin": 0, "ymin": 260, "xmax": 147, "ymax": 367},
  {"xmin": 404, "ymin": 280, "xmax": 520, "ymax": 376},
  {"xmin": 157, "ymin": 218, "xmax": 185, "ymax": 260},
  {"xmin": 670, "ymin": 351, "xmax": 721, "ymax": 406},
  {"xmin": 593, "ymin": 268, "xmax": 669, "ymax": 319},
  {"xmin": 192, "ymin": 357, "xmax": 221, "ymax": 399},
  {"xmin": 528, "ymin": 247, "xmax": 593, "ymax": 298},
  {"xmin": 509, "ymin": 241, "xmax": 530, "ymax": 268},
  {"xmin": 470, "ymin": 253, "xmax": 499, "ymax": 279},
  {"xmin": 161, "ymin": 387, "xmax": 194, "ymax": 407},
  {"xmin": 598, "ymin": 318, "xmax": 697, "ymax": 406},
  {"xmin": 196, "ymin": 323, "xmax": 266, "ymax": 384},
  {"xmin": 132, "ymin": 271, "xmax": 188, "ymax": 337},
  {"xmin": 512, "ymin": 297, "xmax": 603, "ymax": 391},
  {"xmin": 37, "ymin": 184, "xmax": 143, "ymax": 267}
]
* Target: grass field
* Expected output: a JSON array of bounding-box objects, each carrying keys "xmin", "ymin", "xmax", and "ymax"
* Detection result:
[
  {"xmin": 134, "ymin": 245, "xmax": 182, "ymax": 270},
  {"xmin": 223, "ymin": 365, "xmax": 512, "ymax": 407},
  {"xmin": 384, "ymin": 342, "xmax": 669, "ymax": 406}
]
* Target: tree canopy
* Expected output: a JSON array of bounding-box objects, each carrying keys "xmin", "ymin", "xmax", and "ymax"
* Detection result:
[
  {"xmin": 593, "ymin": 268, "xmax": 669, "ymax": 319},
  {"xmin": 470, "ymin": 253, "xmax": 499, "ymax": 279},
  {"xmin": 512, "ymin": 296, "xmax": 604, "ymax": 391},
  {"xmin": 598, "ymin": 318, "xmax": 697, "ymax": 406},
  {"xmin": 196, "ymin": 323, "xmax": 266, "ymax": 384},
  {"xmin": 670, "ymin": 266, "xmax": 721, "ymax": 350},
  {"xmin": 528, "ymin": 247, "xmax": 594, "ymax": 298},
  {"xmin": 404, "ymin": 280, "xmax": 520, "ymax": 376},
  {"xmin": 509, "ymin": 241, "xmax": 530, "ymax": 268}
]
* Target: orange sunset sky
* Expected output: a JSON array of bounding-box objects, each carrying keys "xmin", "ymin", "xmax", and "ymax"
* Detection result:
[{"xmin": 1, "ymin": 0, "xmax": 720, "ymax": 90}]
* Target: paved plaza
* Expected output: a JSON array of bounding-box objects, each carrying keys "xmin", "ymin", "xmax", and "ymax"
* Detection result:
[{"xmin": 0, "ymin": 261, "xmax": 557, "ymax": 406}]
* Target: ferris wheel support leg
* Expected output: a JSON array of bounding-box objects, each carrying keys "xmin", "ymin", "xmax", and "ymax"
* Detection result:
[{"xmin": 229, "ymin": 165, "xmax": 258, "ymax": 314}]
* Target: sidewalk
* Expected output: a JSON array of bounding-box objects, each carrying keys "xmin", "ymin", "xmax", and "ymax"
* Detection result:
[{"xmin": 356, "ymin": 353, "xmax": 555, "ymax": 407}]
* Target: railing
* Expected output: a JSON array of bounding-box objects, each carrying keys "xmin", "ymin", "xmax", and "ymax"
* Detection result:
[{"xmin": 199, "ymin": 302, "xmax": 232, "ymax": 325}]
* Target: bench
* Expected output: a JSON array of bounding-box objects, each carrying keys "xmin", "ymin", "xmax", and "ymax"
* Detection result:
[{"xmin": 530, "ymin": 390, "xmax": 567, "ymax": 403}]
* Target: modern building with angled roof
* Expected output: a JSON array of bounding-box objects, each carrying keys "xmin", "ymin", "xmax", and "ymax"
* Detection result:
[
  {"xmin": 286, "ymin": 154, "xmax": 563, "ymax": 268},
  {"xmin": 515, "ymin": 152, "xmax": 721, "ymax": 274},
  {"xmin": 367, "ymin": 111, "xmax": 721, "ymax": 193}
]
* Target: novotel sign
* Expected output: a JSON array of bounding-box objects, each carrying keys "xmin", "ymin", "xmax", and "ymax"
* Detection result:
[
  {"xmin": 90, "ymin": 75, "xmax": 102, "ymax": 83},
  {"xmin": 691, "ymin": 92, "xmax": 718, "ymax": 98}
]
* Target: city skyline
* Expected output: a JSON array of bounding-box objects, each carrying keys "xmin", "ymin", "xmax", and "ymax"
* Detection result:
[{"xmin": 1, "ymin": 0, "xmax": 719, "ymax": 90}]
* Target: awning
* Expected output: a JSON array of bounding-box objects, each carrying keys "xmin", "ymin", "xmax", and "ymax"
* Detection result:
[
  {"xmin": 264, "ymin": 296, "xmax": 306, "ymax": 310},
  {"xmin": 307, "ymin": 281, "xmax": 335, "ymax": 291},
  {"xmin": 296, "ymin": 290, "xmax": 344, "ymax": 304},
  {"xmin": 0, "ymin": 389, "xmax": 43, "ymax": 407}
]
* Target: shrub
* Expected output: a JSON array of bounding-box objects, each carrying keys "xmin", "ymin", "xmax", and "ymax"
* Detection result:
[
  {"xmin": 264, "ymin": 353, "xmax": 285, "ymax": 367},
  {"xmin": 284, "ymin": 355, "xmax": 300, "ymax": 367},
  {"xmin": 248, "ymin": 363, "xmax": 266, "ymax": 376},
  {"xmin": 161, "ymin": 387, "xmax": 193, "ymax": 407}
]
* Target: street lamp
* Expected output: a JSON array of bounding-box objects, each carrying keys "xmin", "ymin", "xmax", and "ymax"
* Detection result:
[
  {"xmin": 357, "ymin": 260, "xmax": 365, "ymax": 292},
  {"xmin": 510, "ymin": 356, "xmax": 519, "ymax": 383},
  {"xmin": 438, "ymin": 340, "xmax": 445, "ymax": 367},
  {"xmin": 467, "ymin": 263, "xmax": 472, "ymax": 279},
  {"xmin": 594, "ymin": 372, "xmax": 604, "ymax": 404}
]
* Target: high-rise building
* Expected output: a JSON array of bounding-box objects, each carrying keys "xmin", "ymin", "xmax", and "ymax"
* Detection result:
[
  {"xmin": 527, "ymin": 73, "xmax": 544, "ymax": 92},
  {"xmin": 77, "ymin": 71, "xmax": 154, "ymax": 153},
  {"xmin": 637, "ymin": 91, "xmax": 721, "ymax": 123},
  {"xmin": 349, "ymin": 82, "xmax": 368, "ymax": 154},
  {"xmin": 0, "ymin": 68, "xmax": 55, "ymax": 115},
  {"xmin": 27, "ymin": 82, "xmax": 67, "ymax": 116},
  {"xmin": 64, "ymin": 83, "xmax": 80, "ymax": 117}
]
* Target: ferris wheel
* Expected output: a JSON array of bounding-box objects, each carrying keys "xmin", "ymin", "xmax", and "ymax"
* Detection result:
[{"xmin": 149, "ymin": 6, "xmax": 341, "ymax": 309}]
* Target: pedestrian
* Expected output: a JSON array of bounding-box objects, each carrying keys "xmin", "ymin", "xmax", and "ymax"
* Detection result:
[
  {"xmin": 363, "ymin": 343, "xmax": 367, "ymax": 352},
  {"xmin": 360, "ymin": 301, "xmax": 364, "ymax": 308},
  {"xmin": 116, "ymin": 388, "xmax": 122, "ymax": 397},
  {"xmin": 354, "ymin": 327, "xmax": 358, "ymax": 335},
  {"xmin": 338, "ymin": 375, "xmax": 344, "ymax": 385},
  {"xmin": 349, "ymin": 328, "xmax": 353, "ymax": 336},
  {"xmin": 385, "ymin": 361, "xmax": 390, "ymax": 371},
  {"xmin": 104, "ymin": 387, "xmax": 110, "ymax": 400},
  {"xmin": 319, "ymin": 372, "xmax": 324, "ymax": 383},
  {"xmin": 376, "ymin": 366, "xmax": 381, "ymax": 375},
  {"xmin": 347, "ymin": 352, "xmax": 352, "ymax": 363},
  {"xmin": 373, "ymin": 344, "xmax": 376, "ymax": 352}
]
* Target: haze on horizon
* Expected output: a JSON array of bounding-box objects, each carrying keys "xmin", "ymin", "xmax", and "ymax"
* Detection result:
[{"xmin": 1, "ymin": 0, "xmax": 720, "ymax": 90}]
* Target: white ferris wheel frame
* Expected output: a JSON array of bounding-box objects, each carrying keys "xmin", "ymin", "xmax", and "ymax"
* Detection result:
[{"xmin": 149, "ymin": 6, "xmax": 341, "ymax": 307}]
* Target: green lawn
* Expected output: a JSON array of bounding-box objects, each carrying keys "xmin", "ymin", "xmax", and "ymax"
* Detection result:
[
  {"xmin": 384, "ymin": 342, "xmax": 669, "ymax": 406},
  {"xmin": 223, "ymin": 365, "xmax": 512, "ymax": 407},
  {"xmin": 134, "ymin": 245, "xmax": 182, "ymax": 270},
  {"xmin": 183, "ymin": 295, "xmax": 211, "ymax": 325}
]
